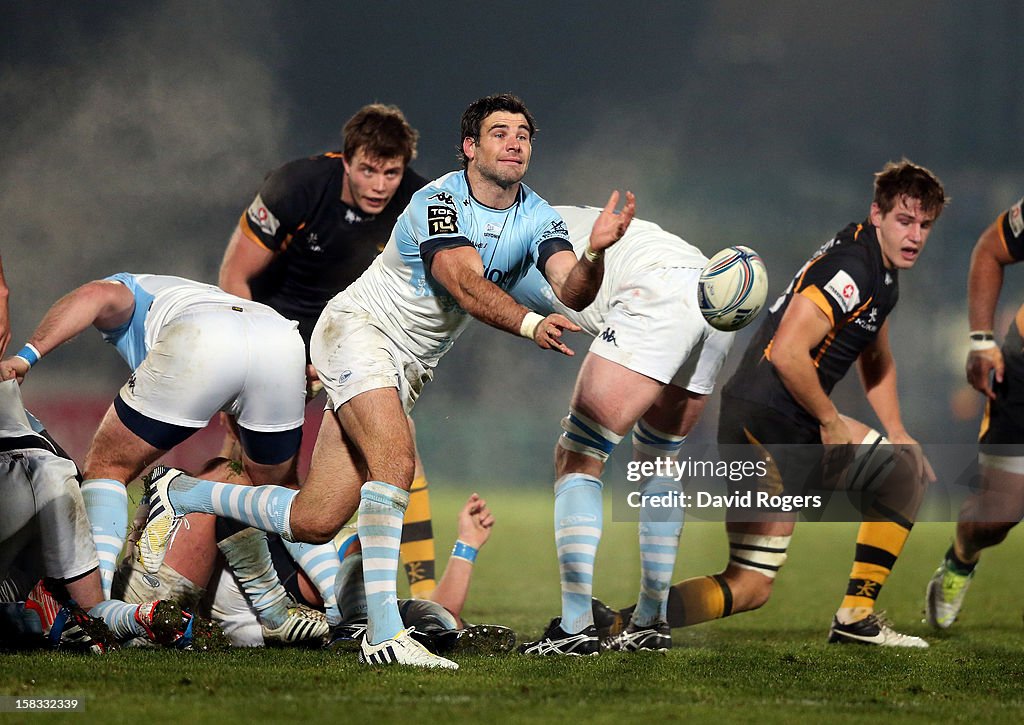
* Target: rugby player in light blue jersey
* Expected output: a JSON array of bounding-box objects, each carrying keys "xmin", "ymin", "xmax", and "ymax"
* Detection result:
[{"xmin": 142, "ymin": 93, "xmax": 635, "ymax": 669}]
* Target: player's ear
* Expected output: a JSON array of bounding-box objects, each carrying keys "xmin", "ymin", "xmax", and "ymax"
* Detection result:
[
  {"xmin": 462, "ymin": 137, "xmax": 477, "ymax": 162},
  {"xmin": 869, "ymin": 202, "xmax": 883, "ymax": 226}
]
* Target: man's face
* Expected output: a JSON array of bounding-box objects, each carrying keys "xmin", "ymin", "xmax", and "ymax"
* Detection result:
[
  {"xmin": 464, "ymin": 111, "xmax": 532, "ymax": 189},
  {"xmin": 341, "ymin": 147, "xmax": 406, "ymax": 215},
  {"xmin": 870, "ymin": 195, "xmax": 937, "ymax": 270}
]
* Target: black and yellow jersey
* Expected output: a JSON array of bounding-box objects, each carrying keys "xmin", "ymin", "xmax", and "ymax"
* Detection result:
[
  {"xmin": 722, "ymin": 220, "xmax": 899, "ymax": 431},
  {"xmin": 996, "ymin": 196, "xmax": 1024, "ymax": 260},
  {"xmin": 239, "ymin": 153, "xmax": 427, "ymax": 342}
]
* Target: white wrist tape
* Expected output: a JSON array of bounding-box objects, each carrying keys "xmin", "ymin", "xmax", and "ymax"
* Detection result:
[
  {"xmin": 969, "ymin": 331, "xmax": 997, "ymax": 352},
  {"xmin": 520, "ymin": 312, "xmax": 544, "ymax": 340}
]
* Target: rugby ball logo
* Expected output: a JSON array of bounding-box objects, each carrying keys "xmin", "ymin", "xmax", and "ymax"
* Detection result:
[{"xmin": 698, "ymin": 246, "xmax": 769, "ymax": 332}]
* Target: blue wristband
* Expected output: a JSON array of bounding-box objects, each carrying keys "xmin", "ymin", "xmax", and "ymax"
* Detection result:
[
  {"xmin": 14, "ymin": 343, "xmax": 40, "ymax": 367},
  {"xmin": 451, "ymin": 540, "xmax": 478, "ymax": 563}
]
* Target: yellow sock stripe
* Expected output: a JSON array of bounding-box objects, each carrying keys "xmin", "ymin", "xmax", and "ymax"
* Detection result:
[{"xmin": 674, "ymin": 575, "xmax": 727, "ymax": 626}]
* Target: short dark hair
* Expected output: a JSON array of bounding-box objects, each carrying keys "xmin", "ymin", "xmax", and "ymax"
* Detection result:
[
  {"xmin": 873, "ymin": 159, "xmax": 948, "ymax": 219},
  {"xmin": 342, "ymin": 103, "xmax": 419, "ymax": 164},
  {"xmin": 458, "ymin": 93, "xmax": 537, "ymax": 168}
]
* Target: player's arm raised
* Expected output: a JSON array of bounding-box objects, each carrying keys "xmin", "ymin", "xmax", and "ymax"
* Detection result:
[
  {"xmin": 0, "ymin": 280, "xmax": 135, "ymax": 382},
  {"xmin": 966, "ymin": 219, "xmax": 1015, "ymax": 399},
  {"xmin": 218, "ymin": 223, "xmax": 275, "ymax": 300},
  {"xmin": 544, "ymin": 190, "xmax": 636, "ymax": 311},
  {"xmin": 769, "ymin": 293, "xmax": 852, "ymax": 445},
  {"xmin": 430, "ymin": 246, "xmax": 580, "ymax": 356}
]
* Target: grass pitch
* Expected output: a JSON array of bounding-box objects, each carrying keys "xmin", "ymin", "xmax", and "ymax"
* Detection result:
[{"xmin": 3, "ymin": 487, "xmax": 1024, "ymax": 724}]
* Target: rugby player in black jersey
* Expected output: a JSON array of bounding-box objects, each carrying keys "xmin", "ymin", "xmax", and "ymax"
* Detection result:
[
  {"xmin": 218, "ymin": 104, "xmax": 438, "ymax": 597},
  {"xmin": 925, "ymin": 195, "xmax": 1024, "ymax": 630},
  {"xmin": 597, "ymin": 160, "xmax": 948, "ymax": 648}
]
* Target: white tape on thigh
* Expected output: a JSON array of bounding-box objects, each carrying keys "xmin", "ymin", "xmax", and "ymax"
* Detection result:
[
  {"xmin": 978, "ymin": 453, "xmax": 1024, "ymax": 475},
  {"xmin": 728, "ymin": 532, "xmax": 791, "ymax": 579}
]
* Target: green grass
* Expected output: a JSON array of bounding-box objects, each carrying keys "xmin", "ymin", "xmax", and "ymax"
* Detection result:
[{"xmin": 4, "ymin": 487, "xmax": 1024, "ymax": 724}]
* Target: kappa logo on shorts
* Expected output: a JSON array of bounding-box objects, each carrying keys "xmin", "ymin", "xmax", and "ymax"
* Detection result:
[
  {"xmin": 127, "ymin": 373, "xmax": 137, "ymax": 395},
  {"xmin": 427, "ymin": 206, "xmax": 458, "ymax": 235},
  {"xmin": 599, "ymin": 327, "xmax": 619, "ymax": 347},
  {"xmin": 142, "ymin": 574, "xmax": 162, "ymax": 588}
]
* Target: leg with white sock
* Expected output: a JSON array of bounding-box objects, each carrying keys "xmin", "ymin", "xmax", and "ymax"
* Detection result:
[
  {"xmin": 521, "ymin": 354, "xmax": 670, "ymax": 656},
  {"xmin": 82, "ymin": 402, "xmax": 191, "ymax": 598}
]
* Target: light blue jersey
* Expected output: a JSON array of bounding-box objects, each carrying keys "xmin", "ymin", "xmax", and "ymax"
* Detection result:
[{"xmin": 342, "ymin": 171, "xmax": 570, "ymax": 365}]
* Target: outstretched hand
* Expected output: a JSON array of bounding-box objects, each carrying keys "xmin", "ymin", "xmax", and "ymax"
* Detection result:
[
  {"xmin": 587, "ymin": 190, "xmax": 636, "ymax": 253},
  {"xmin": 532, "ymin": 313, "xmax": 581, "ymax": 356}
]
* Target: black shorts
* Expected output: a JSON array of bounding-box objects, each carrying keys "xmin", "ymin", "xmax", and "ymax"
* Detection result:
[
  {"xmin": 718, "ymin": 395, "xmax": 854, "ymax": 500},
  {"xmin": 980, "ymin": 322, "xmax": 1024, "ymax": 456}
]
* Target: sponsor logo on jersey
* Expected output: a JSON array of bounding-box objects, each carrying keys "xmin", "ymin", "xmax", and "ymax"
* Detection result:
[
  {"xmin": 1009, "ymin": 200, "xmax": 1024, "ymax": 238},
  {"xmin": 306, "ymin": 232, "xmax": 322, "ymax": 252},
  {"xmin": 823, "ymin": 270, "xmax": 860, "ymax": 313},
  {"xmin": 854, "ymin": 307, "xmax": 880, "ymax": 332},
  {"xmin": 428, "ymin": 191, "xmax": 456, "ymax": 207},
  {"xmin": 884, "ymin": 272, "xmax": 893, "ymax": 286},
  {"xmin": 542, "ymin": 219, "xmax": 568, "ymax": 239},
  {"xmin": 247, "ymin": 194, "xmax": 280, "ymax": 237},
  {"xmin": 427, "ymin": 206, "xmax": 458, "ymax": 235},
  {"xmin": 484, "ymin": 222, "xmax": 502, "ymax": 239},
  {"xmin": 344, "ymin": 208, "xmax": 364, "ymax": 224}
]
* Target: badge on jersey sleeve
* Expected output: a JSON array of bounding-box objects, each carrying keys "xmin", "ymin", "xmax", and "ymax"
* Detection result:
[
  {"xmin": 247, "ymin": 194, "xmax": 280, "ymax": 237},
  {"xmin": 426, "ymin": 192, "xmax": 459, "ymax": 235},
  {"xmin": 823, "ymin": 270, "xmax": 860, "ymax": 313},
  {"xmin": 1009, "ymin": 199, "xmax": 1024, "ymax": 238}
]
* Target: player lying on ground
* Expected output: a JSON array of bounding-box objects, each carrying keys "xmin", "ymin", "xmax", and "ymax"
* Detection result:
[
  {"xmin": 925, "ymin": 194, "xmax": 1024, "ymax": 629},
  {"xmin": 508, "ymin": 205, "xmax": 744, "ymax": 655},
  {"xmin": 0, "ymin": 272, "xmax": 345, "ymax": 634},
  {"xmin": 0, "ymin": 379, "xmax": 226, "ymax": 652},
  {"xmin": 126, "ymin": 460, "xmax": 512, "ymax": 653}
]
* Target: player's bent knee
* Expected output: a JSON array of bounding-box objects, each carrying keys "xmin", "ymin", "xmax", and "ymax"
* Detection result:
[{"xmin": 723, "ymin": 566, "xmax": 776, "ymax": 613}]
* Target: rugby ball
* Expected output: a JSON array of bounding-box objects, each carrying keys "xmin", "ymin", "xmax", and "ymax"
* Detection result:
[{"xmin": 697, "ymin": 246, "xmax": 768, "ymax": 332}]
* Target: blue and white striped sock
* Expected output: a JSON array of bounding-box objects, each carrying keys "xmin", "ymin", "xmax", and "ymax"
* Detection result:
[
  {"xmin": 358, "ymin": 481, "xmax": 409, "ymax": 645},
  {"xmin": 554, "ymin": 473, "xmax": 603, "ymax": 634},
  {"xmin": 168, "ymin": 474, "xmax": 295, "ymax": 540},
  {"xmin": 81, "ymin": 479, "xmax": 128, "ymax": 599},
  {"xmin": 282, "ymin": 540, "xmax": 342, "ymax": 625},
  {"xmin": 631, "ymin": 476, "xmax": 683, "ymax": 627},
  {"xmin": 216, "ymin": 526, "xmax": 289, "ymax": 629},
  {"xmin": 88, "ymin": 599, "xmax": 145, "ymax": 640}
]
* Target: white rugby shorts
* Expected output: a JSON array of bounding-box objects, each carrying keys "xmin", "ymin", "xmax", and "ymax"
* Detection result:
[
  {"xmin": 589, "ymin": 266, "xmax": 733, "ymax": 393},
  {"xmin": 310, "ymin": 296, "xmax": 432, "ymax": 414},
  {"xmin": 119, "ymin": 304, "xmax": 306, "ymax": 431},
  {"xmin": 0, "ymin": 448, "xmax": 98, "ymax": 582}
]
